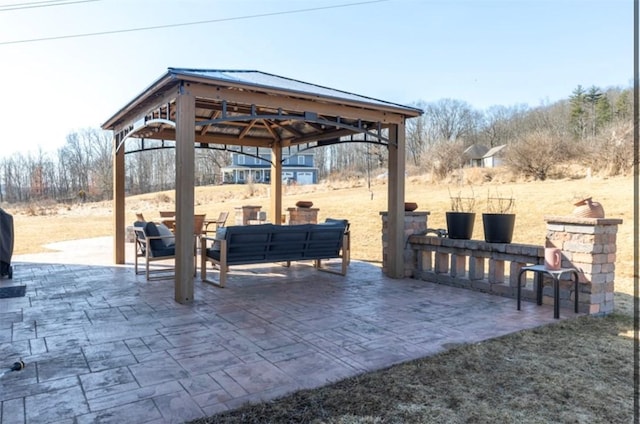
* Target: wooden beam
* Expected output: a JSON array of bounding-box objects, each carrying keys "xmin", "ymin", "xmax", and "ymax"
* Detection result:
[
  {"xmin": 199, "ymin": 110, "xmax": 220, "ymax": 135},
  {"xmin": 148, "ymin": 129, "xmax": 277, "ymax": 147},
  {"xmin": 238, "ymin": 119, "xmax": 258, "ymax": 139},
  {"xmin": 110, "ymin": 86, "xmax": 179, "ymax": 134},
  {"xmin": 261, "ymin": 119, "xmax": 280, "ymax": 141},
  {"xmin": 386, "ymin": 121, "xmax": 406, "ymax": 278},
  {"xmin": 180, "ymin": 76, "xmax": 421, "ymax": 120},
  {"xmin": 113, "ymin": 136, "xmax": 126, "ymax": 264},
  {"xmin": 188, "ymin": 84, "xmax": 405, "ymax": 124},
  {"xmin": 174, "ymin": 86, "xmax": 195, "ymax": 304},
  {"xmin": 266, "ymin": 119, "xmax": 303, "ymax": 137}
]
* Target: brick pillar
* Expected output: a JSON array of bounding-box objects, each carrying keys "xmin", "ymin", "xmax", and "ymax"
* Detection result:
[
  {"xmin": 234, "ymin": 205, "xmax": 262, "ymax": 225},
  {"xmin": 287, "ymin": 207, "xmax": 319, "ymax": 224},
  {"xmin": 545, "ymin": 215, "xmax": 623, "ymax": 315},
  {"xmin": 380, "ymin": 211, "xmax": 429, "ymax": 277}
]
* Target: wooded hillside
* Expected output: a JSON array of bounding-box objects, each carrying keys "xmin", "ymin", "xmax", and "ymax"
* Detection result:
[{"xmin": 0, "ymin": 84, "xmax": 632, "ymax": 204}]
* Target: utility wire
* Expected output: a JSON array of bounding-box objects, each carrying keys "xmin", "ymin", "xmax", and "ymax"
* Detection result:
[
  {"xmin": 0, "ymin": 0, "xmax": 389, "ymax": 45},
  {"xmin": 0, "ymin": 0, "xmax": 99, "ymax": 12}
]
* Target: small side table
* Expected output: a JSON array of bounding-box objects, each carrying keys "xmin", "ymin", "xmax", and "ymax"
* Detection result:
[{"xmin": 517, "ymin": 265, "xmax": 580, "ymax": 319}]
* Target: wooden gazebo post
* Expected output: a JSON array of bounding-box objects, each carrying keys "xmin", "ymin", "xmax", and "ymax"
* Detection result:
[
  {"xmin": 174, "ymin": 84, "xmax": 195, "ymax": 303},
  {"xmin": 270, "ymin": 142, "xmax": 283, "ymax": 225},
  {"xmin": 387, "ymin": 121, "xmax": 406, "ymax": 278},
  {"xmin": 113, "ymin": 137, "xmax": 126, "ymax": 265}
]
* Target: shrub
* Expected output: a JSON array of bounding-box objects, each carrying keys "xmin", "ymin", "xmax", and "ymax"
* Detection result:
[
  {"xmin": 425, "ymin": 139, "xmax": 466, "ymax": 181},
  {"xmin": 584, "ymin": 122, "xmax": 633, "ymax": 176},
  {"xmin": 504, "ymin": 130, "xmax": 576, "ymax": 181},
  {"xmin": 154, "ymin": 193, "xmax": 172, "ymax": 204}
]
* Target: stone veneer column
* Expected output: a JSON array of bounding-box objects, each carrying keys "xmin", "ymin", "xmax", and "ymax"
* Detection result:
[
  {"xmin": 380, "ymin": 211, "xmax": 429, "ymax": 277},
  {"xmin": 234, "ymin": 205, "xmax": 262, "ymax": 225},
  {"xmin": 287, "ymin": 207, "xmax": 319, "ymax": 225},
  {"xmin": 544, "ymin": 215, "xmax": 623, "ymax": 315}
]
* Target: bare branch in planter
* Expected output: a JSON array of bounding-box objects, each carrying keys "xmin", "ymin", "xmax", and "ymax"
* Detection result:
[
  {"xmin": 448, "ymin": 187, "xmax": 476, "ymax": 212},
  {"xmin": 486, "ymin": 189, "xmax": 516, "ymax": 214}
]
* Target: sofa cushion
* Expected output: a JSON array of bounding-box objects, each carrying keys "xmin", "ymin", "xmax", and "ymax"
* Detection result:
[
  {"xmin": 267, "ymin": 225, "xmax": 309, "ymax": 261},
  {"xmin": 206, "ymin": 225, "xmax": 271, "ymax": 263}
]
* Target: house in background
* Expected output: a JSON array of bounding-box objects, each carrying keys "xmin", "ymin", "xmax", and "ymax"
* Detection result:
[
  {"xmin": 462, "ymin": 144, "xmax": 489, "ymax": 167},
  {"xmin": 482, "ymin": 144, "xmax": 507, "ymax": 168},
  {"xmin": 222, "ymin": 148, "xmax": 318, "ymax": 185}
]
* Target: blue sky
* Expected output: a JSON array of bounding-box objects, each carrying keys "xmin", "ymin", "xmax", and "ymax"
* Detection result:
[{"xmin": 0, "ymin": 0, "xmax": 633, "ymax": 155}]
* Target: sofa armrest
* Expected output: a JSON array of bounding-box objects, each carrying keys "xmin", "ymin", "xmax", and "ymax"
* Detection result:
[{"xmin": 201, "ymin": 237, "xmax": 229, "ymax": 287}]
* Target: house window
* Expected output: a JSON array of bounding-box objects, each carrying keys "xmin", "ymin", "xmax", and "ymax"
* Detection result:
[
  {"xmin": 298, "ymin": 156, "xmax": 305, "ymax": 165},
  {"xmin": 238, "ymin": 155, "xmax": 245, "ymax": 165}
]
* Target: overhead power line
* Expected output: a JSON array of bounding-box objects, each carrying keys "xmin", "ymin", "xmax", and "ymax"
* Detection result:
[
  {"xmin": 0, "ymin": 0, "xmax": 99, "ymax": 12},
  {"xmin": 0, "ymin": 0, "xmax": 389, "ymax": 45}
]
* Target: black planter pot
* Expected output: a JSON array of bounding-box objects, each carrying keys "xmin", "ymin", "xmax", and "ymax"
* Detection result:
[
  {"xmin": 446, "ymin": 212, "xmax": 476, "ymax": 240},
  {"xmin": 482, "ymin": 213, "xmax": 516, "ymax": 243}
]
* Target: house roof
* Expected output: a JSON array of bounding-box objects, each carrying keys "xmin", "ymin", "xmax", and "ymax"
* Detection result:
[
  {"xmin": 463, "ymin": 143, "xmax": 489, "ymax": 159},
  {"xmin": 483, "ymin": 144, "xmax": 507, "ymax": 158}
]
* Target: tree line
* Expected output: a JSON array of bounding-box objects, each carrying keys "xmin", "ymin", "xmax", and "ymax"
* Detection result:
[{"xmin": 0, "ymin": 84, "xmax": 632, "ymax": 204}]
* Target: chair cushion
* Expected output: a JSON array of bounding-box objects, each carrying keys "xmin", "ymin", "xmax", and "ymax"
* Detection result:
[
  {"xmin": 133, "ymin": 221, "xmax": 147, "ymax": 253},
  {"xmin": 156, "ymin": 223, "xmax": 175, "ymax": 247},
  {"xmin": 211, "ymin": 227, "xmax": 227, "ymax": 251},
  {"xmin": 143, "ymin": 222, "xmax": 165, "ymax": 253}
]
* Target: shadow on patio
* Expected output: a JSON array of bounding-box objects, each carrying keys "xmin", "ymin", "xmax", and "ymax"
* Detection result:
[{"xmin": 0, "ymin": 237, "xmax": 565, "ymax": 423}]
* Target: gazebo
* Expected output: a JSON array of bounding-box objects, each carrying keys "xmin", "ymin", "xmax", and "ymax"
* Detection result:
[{"xmin": 102, "ymin": 68, "xmax": 423, "ymax": 303}]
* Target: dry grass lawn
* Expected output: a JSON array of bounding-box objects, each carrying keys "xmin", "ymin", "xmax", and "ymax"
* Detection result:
[
  {"xmin": 9, "ymin": 172, "xmax": 634, "ymax": 312},
  {"xmin": 5, "ymin": 171, "xmax": 636, "ymax": 423}
]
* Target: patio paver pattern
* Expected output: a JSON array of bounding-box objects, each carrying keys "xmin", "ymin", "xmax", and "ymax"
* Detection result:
[{"xmin": 0, "ymin": 238, "xmax": 568, "ymax": 423}]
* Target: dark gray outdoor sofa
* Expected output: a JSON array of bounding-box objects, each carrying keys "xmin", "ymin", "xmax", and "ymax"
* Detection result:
[{"xmin": 199, "ymin": 219, "xmax": 350, "ymax": 287}]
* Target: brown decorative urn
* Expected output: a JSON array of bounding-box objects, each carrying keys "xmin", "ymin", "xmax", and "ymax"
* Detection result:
[{"xmin": 572, "ymin": 197, "xmax": 604, "ymax": 219}]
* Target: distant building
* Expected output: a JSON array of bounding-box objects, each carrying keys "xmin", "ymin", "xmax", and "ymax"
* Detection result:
[
  {"xmin": 462, "ymin": 144, "xmax": 490, "ymax": 167},
  {"xmin": 221, "ymin": 148, "xmax": 318, "ymax": 185},
  {"xmin": 482, "ymin": 144, "xmax": 507, "ymax": 168}
]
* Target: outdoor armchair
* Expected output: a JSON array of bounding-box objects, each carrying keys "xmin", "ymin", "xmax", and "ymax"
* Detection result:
[
  {"xmin": 204, "ymin": 211, "xmax": 229, "ymax": 235},
  {"xmin": 133, "ymin": 221, "xmax": 176, "ymax": 280}
]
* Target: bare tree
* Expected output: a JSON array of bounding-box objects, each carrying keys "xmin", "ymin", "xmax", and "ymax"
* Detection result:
[
  {"xmin": 85, "ymin": 128, "xmax": 113, "ymax": 200},
  {"xmin": 478, "ymin": 104, "xmax": 530, "ymax": 147},
  {"xmin": 405, "ymin": 101, "xmax": 428, "ymax": 166},
  {"xmin": 425, "ymin": 99, "xmax": 481, "ymax": 142}
]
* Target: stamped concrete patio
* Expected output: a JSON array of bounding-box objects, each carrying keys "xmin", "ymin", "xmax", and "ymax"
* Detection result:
[{"xmin": 0, "ymin": 237, "xmax": 572, "ymax": 424}]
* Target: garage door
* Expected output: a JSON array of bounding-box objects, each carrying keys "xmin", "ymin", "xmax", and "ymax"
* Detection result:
[{"xmin": 297, "ymin": 172, "xmax": 313, "ymax": 185}]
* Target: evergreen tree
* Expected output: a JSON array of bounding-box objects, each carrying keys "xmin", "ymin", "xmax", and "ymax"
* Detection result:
[
  {"xmin": 569, "ymin": 85, "xmax": 587, "ymax": 140},
  {"xmin": 585, "ymin": 86, "xmax": 603, "ymax": 137},
  {"xmin": 614, "ymin": 89, "xmax": 632, "ymax": 121},
  {"xmin": 595, "ymin": 95, "xmax": 613, "ymax": 130}
]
